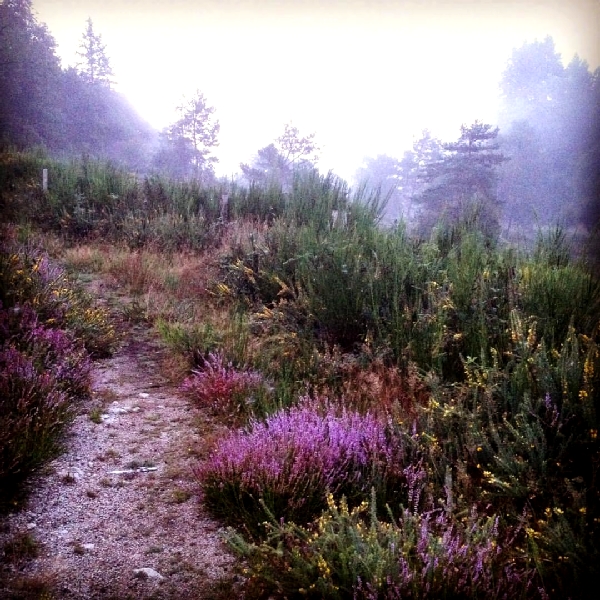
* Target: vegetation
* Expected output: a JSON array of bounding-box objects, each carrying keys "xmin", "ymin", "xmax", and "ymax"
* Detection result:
[
  {"xmin": 240, "ymin": 122, "xmax": 320, "ymax": 189},
  {"xmin": 153, "ymin": 89, "xmax": 221, "ymax": 182},
  {"xmin": 357, "ymin": 37, "xmax": 600, "ymax": 238},
  {"xmin": 3, "ymin": 146, "xmax": 598, "ymax": 597},
  {"xmin": 0, "ymin": 1, "xmax": 155, "ymax": 170},
  {"xmin": 0, "ymin": 230, "xmax": 115, "ymax": 504},
  {"xmin": 2, "ymin": 4, "xmax": 599, "ymax": 597}
]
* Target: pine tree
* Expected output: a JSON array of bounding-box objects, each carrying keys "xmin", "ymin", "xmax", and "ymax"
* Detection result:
[
  {"xmin": 417, "ymin": 122, "xmax": 507, "ymax": 236},
  {"xmin": 76, "ymin": 18, "xmax": 113, "ymax": 87}
]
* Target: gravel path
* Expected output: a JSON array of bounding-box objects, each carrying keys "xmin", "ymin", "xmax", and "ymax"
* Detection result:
[{"xmin": 0, "ymin": 317, "xmax": 236, "ymax": 599}]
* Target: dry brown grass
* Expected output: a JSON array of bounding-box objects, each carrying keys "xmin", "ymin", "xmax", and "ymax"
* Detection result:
[{"xmin": 62, "ymin": 243, "xmax": 108, "ymax": 273}]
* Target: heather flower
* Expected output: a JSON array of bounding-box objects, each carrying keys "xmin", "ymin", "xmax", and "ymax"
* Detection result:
[
  {"xmin": 1, "ymin": 304, "xmax": 92, "ymax": 398},
  {"xmin": 542, "ymin": 392, "xmax": 560, "ymax": 428},
  {"xmin": 198, "ymin": 398, "xmax": 405, "ymax": 532},
  {"xmin": 0, "ymin": 347, "xmax": 72, "ymax": 482},
  {"xmin": 181, "ymin": 351, "xmax": 267, "ymax": 416}
]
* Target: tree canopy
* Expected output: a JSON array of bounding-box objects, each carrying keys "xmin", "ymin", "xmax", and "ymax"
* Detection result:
[
  {"xmin": 498, "ymin": 36, "xmax": 600, "ymax": 230},
  {"xmin": 240, "ymin": 123, "xmax": 320, "ymax": 189},
  {"xmin": 0, "ymin": 2, "xmax": 154, "ymax": 168},
  {"xmin": 153, "ymin": 90, "xmax": 220, "ymax": 182},
  {"xmin": 0, "ymin": 0, "xmax": 63, "ymax": 147}
]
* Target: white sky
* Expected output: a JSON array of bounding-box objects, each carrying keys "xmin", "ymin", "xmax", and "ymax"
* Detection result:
[{"xmin": 33, "ymin": 0, "xmax": 600, "ymax": 181}]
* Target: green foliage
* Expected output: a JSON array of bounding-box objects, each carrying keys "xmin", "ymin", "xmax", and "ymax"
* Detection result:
[
  {"xmin": 228, "ymin": 492, "xmax": 533, "ymax": 599},
  {"xmin": 3, "ymin": 148, "xmax": 600, "ymax": 598},
  {"xmin": 156, "ymin": 318, "xmax": 220, "ymax": 361}
]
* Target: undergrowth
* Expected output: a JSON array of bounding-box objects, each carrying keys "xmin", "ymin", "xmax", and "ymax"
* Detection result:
[
  {"xmin": 2, "ymin": 150, "xmax": 599, "ymax": 598},
  {"xmin": 0, "ymin": 231, "xmax": 115, "ymax": 505}
]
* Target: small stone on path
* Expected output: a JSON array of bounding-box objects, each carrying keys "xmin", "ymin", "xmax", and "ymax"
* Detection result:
[{"xmin": 133, "ymin": 567, "xmax": 165, "ymax": 580}]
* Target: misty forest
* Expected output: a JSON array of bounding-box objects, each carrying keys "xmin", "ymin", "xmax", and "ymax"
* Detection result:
[{"xmin": 1, "ymin": 0, "xmax": 600, "ymax": 598}]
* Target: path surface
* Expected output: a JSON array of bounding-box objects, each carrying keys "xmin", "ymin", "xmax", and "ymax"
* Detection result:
[{"xmin": 0, "ymin": 297, "xmax": 235, "ymax": 599}]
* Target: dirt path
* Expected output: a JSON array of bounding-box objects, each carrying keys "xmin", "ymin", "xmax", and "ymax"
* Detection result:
[{"xmin": 0, "ymin": 292, "xmax": 236, "ymax": 599}]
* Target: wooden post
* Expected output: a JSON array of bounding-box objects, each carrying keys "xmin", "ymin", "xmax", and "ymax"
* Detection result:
[
  {"xmin": 220, "ymin": 194, "xmax": 229, "ymax": 223},
  {"xmin": 42, "ymin": 168, "xmax": 48, "ymax": 192}
]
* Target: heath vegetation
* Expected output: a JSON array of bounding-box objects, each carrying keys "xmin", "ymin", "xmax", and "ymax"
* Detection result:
[
  {"xmin": 1, "ymin": 148, "xmax": 598, "ymax": 599},
  {"xmin": 3, "ymin": 4, "xmax": 599, "ymax": 597}
]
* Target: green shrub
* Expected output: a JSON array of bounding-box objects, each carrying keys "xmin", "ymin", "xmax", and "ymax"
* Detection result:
[
  {"xmin": 228, "ymin": 491, "xmax": 535, "ymax": 599},
  {"xmin": 0, "ymin": 243, "xmax": 117, "ymax": 358}
]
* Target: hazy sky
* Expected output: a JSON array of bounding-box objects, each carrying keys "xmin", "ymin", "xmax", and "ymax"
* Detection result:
[{"xmin": 32, "ymin": 0, "xmax": 600, "ymax": 180}]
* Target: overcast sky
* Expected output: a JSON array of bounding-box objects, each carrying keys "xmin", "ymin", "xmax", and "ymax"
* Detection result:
[{"xmin": 32, "ymin": 0, "xmax": 600, "ymax": 181}]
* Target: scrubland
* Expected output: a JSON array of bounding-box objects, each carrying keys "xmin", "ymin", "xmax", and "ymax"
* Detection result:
[{"xmin": 1, "ymin": 150, "xmax": 599, "ymax": 599}]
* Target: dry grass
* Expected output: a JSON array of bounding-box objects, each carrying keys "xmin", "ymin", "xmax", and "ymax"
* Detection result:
[{"xmin": 62, "ymin": 243, "xmax": 108, "ymax": 273}]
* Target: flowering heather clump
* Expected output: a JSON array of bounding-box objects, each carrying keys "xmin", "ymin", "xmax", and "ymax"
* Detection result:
[
  {"xmin": 24, "ymin": 319, "xmax": 92, "ymax": 397},
  {"xmin": 0, "ymin": 304, "xmax": 92, "ymax": 398},
  {"xmin": 198, "ymin": 399, "xmax": 404, "ymax": 534},
  {"xmin": 181, "ymin": 351, "xmax": 267, "ymax": 417},
  {"xmin": 0, "ymin": 346, "xmax": 73, "ymax": 484},
  {"xmin": 0, "ymin": 242, "xmax": 99, "ymax": 495}
]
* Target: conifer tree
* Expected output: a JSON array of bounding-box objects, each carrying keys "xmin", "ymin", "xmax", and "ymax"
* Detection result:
[
  {"xmin": 76, "ymin": 18, "xmax": 113, "ymax": 87},
  {"xmin": 417, "ymin": 122, "xmax": 507, "ymax": 236}
]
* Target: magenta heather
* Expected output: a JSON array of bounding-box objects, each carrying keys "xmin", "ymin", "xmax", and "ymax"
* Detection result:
[
  {"xmin": 198, "ymin": 397, "xmax": 404, "ymax": 525},
  {"xmin": 181, "ymin": 351, "xmax": 265, "ymax": 412}
]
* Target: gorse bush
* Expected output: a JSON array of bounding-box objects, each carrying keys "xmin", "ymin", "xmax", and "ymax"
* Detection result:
[
  {"xmin": 198, "ymin": 399, "xmax": 407, "ymax": 537},
  {"xmin": 0, "ymin": 240, "xmax": 116, "ymax": 357},
  {"xmin": 229, "ymin": 491, "xmax": 536, "ymax": 599}
]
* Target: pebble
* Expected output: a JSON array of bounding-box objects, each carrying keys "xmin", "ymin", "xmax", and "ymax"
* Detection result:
[{"xmin": 133, "ymin": 567, "xmax": 165, "ymax": 580}]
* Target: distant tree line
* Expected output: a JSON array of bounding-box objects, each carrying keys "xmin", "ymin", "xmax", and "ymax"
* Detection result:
[
  {"xmin": 0, "ymin": 0, "xmax": 156, "ymax": 170},
  {"xmin": 356, "ymin": 36, "xmax": 600, "ymax": 238},
  {"xmin": 2, "ymin": 2, "xmax": 599, "ymax": 242}
]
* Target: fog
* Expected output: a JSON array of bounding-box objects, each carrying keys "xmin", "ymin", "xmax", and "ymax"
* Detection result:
[
  {"xmin": 1, "ymin": 0, "xmax": 597, "ymax": 237},
  {"xmin": 32, "ymin": 0, "xmax": 600, "ymax": 181}
]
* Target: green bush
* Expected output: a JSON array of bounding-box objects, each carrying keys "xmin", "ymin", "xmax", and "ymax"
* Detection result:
[{"xmin": 228, "ymin": 491, "xmax": 535, "ymax": 599}]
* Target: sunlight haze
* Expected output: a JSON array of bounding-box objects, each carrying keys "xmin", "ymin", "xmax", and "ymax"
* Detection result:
[{"xmin": 32, "ymin": 0, "xmax": 600, "ymax": 181}]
